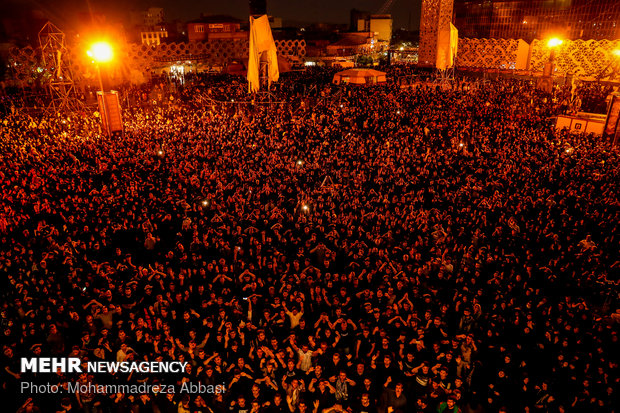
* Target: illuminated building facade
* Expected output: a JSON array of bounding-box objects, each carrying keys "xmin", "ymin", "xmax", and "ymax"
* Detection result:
[
  {"xmin": 454, "ymin": 0, "xmax": 620, "ymax": 41},
  {"xmin": 141, "ymin": 28, "xmax": 168, "ymax": 46}
]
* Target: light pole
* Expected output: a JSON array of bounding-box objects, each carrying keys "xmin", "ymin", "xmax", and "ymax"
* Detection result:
[
  {"xmin": 87, "ymin": 41, "xmax": 113, "ymax": 135},
  {"xmin": 537, "ymin": 37, "xmax": 563, "ymax": 94},
  {"xmin": 546, "ymin": 37, "xmax": 563, "ymax": 75}
]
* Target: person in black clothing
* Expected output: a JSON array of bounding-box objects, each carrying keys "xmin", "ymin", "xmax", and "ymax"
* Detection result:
[
  {"xmin": 373, "ymin": 355, "xmax": 401, "ymax": 390},
  {"xmin": 265, "ymin": 394, "xmax": 287, "ymax": 413},
  {"xmin": 356, "ymin": 393, "xmax": 378, "ymax": 413},
  {"xmin": 380, "ymin": 383, "xmax": 407, "ymax": 413},
  {"xmin": 230, "ymin": 395, "xmax": 251, "ymax": 413},
  {"xmin": 308, "ymin": 379, "xmax": 336, "ymax": 412},
  {"xmin": 1, "ymin": 67, "xmax": 618, "ymax": 413}
]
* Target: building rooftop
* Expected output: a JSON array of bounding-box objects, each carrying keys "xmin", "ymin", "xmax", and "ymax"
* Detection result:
[{"xmin": 188, "ymin": 15, "xmax": 243, "ymax": 25}]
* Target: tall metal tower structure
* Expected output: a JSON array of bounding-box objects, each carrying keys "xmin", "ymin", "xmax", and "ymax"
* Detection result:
[
  {"xmin": 38, "ymin": 22, "xmax": 82, "ymax": 113},
  {"xmin": 419, "ymin": 0, "xmax": 454, "ymax": 66}
]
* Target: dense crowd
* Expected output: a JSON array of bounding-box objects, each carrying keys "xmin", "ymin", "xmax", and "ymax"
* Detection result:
[
  {"xmin": 570, "ymin": 83, "xmax": 613, "ymax": 114},
  {"xmin": 1, "ymin": 67, "xmax": 619, "ymax": 413}
]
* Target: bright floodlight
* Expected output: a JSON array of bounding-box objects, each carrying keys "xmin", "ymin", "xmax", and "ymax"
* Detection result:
[
  {"xmin": 88, "ymin": 42, "xmax": 113, "ymax": 63},
  {"xmin": 547, "ymin": 38, "xmax": 563, "ymax": 48},
  {"xmin": 613, "ymin": 49, "xmax": 620, "ymax": 57}
]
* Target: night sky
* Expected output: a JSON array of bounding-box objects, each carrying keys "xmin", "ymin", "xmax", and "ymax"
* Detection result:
[{"xmin": 2, "ymin": 0, "xmax": 423, "ymax": 31}]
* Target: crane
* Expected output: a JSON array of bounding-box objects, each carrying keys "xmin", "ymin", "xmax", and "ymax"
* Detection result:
[{"xmin": 377, "ymin": 0, "xmax": 397, "ymax": 14}]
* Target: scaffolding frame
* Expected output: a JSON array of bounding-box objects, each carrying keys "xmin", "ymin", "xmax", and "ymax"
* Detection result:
[{"xmin": 38, "ymin": 21, "xmax": 83, "ymax": 113}]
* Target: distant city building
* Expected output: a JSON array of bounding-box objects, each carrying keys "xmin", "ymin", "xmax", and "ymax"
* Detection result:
[
  {"xmin": 350, "ymin": 9, "xmax": 367, "ymax": 32},
  {"xmin": 368, "ymin": 15, "xmax": 393, "ymax": 44},
  {"xmin": 351, "ymin": 11, "xmax": 393, "ymax": 44},
  {"xmin": 186, "ymin": 15, "xmax": 283, "ymax": 42},
  {"xmin": 187, "ymin": 15, "xmax": 243, "ymax": 42},
  {"xmin": 269, "ymin": 16, "xmax": 283, "ymax": 29},
  {"xmin": 144, "ymin": 7, "xmax": 165, "ymax": 26},
  {"xmin": 141, "ymin": 27, "xmax": 168, "ymax": 46},
  {"xmin": 454, "ymin": 0, "xmax": 620, "ymax": 41},
  {"xmin": 326, "ymin": 32, "xmax": 375, "ymax": 56},
  {"xmin": 130, "ymin": 7, "xmax": 165, "ymax": 27},
  {"xmin": 128, "ymin": 7, "xmax": 171, "ymax": 44}
]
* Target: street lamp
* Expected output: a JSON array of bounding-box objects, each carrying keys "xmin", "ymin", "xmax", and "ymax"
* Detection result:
[
  {"xmin": 547, "ymin": 38, "xmax": 563, "ymax": 48},
  {"xmin": 88, "ymin": 42, "xmax": 113, "ymax": 63},
  {"xmin": 87, "ymin": 42, "xmax": 113, "ymax": 135},
  {"xmin": 546, "ymin": 37, "xmax": 563, "ymax": 67},
  {"xmin": 543, "ymin": 37, "xmax": 564, "ymax": 81},
  {"xmin": 87, "ymin": 41, "xmax": 113, "ymax": 94}
]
